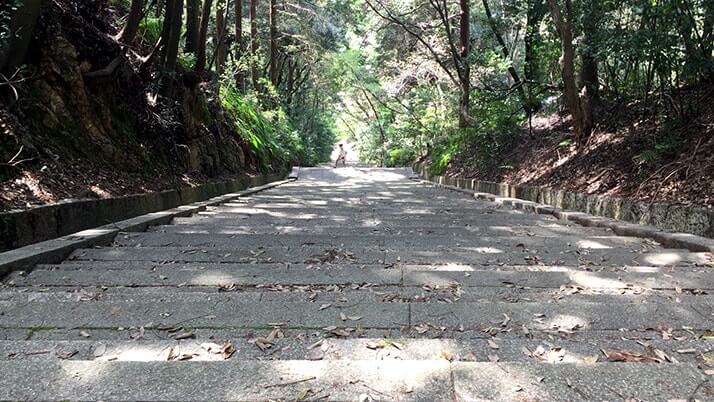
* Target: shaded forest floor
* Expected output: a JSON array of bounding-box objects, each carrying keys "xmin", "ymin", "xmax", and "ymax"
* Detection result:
[
  {"xmin": 0, "ymin": 0, "xmax": 263, "ymax": 212},
  {"xmin": 0, "ymin": 158, "xmax": 259, "ymax": 211},
  {"xmin": 446, "ymin": 87, "xmax": 714, "ymax": 209}
]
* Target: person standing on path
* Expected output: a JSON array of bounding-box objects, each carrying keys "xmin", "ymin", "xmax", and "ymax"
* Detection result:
[{"xmin": 334, "ymin": 143, "xmax": 347, "ymax": 168}]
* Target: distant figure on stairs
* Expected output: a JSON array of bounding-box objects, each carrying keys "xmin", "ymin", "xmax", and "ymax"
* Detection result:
[{"xmin": 334, "ymin": 143, "xmax": 347, "ymax": 168}]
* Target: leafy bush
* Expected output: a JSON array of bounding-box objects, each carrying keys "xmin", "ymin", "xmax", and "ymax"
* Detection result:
[
  {"xmin": 137, "ymin": 17, "xmax": 162, "ymax": 46},
  {"xmin": 386, "ymin": 146, "xmax": 416, "ymax": 167}
]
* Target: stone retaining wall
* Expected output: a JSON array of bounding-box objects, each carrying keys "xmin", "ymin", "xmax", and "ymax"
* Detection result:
[
  {"xmin": 0, "ymin": 172, "xmax": 286, "ymax": 252},
  {"xmin": 415, "ymin": 166, "xmax": 714, "ymax": 239}
]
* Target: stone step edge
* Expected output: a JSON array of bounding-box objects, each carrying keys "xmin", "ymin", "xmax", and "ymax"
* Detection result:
[
  {"xmin": 0, "ymin": 179, "xmax": 295, "ymax": 277},
  {"xmin": 419, "ymin": 180, "xmax": 714, "ymax": 254}
]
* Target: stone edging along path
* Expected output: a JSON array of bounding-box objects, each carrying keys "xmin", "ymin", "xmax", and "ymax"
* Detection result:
[
  {"xmin": 414, "ymin": 166, "xmax": 714, "ymax": 253},
  {"xmin": 0, "ymin": 173, "xmax": 293, "ymax": 276}
]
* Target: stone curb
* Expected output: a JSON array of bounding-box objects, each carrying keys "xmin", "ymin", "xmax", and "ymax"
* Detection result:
[
  {"xmin": 420, "ymin": 179, "xmax": 714, "ymax": 253},
  {"xmin": 0, "ymin": 172, "xmax": 290, "ymax": 252},
  {"xmin": 0, "ymin": 178, "xmax": 295, "ymax": 277},
  {"xmin": 414, "ymin": 166, "xmax": 714, "ymax": 239}
]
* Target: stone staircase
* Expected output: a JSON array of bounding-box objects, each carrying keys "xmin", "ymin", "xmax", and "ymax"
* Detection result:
[{"xmin": 0, "ymin": 167, "xmax": 712, "ymax": 400}]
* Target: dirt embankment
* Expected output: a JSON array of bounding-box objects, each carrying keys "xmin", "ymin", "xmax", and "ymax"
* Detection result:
[
  {"xmin": 1, "ymin": 1, "xmax": 274, "ymax": 212},
  {"xmin": 446, "ymin": 88, "xmax": 714, "ymax": 209}
]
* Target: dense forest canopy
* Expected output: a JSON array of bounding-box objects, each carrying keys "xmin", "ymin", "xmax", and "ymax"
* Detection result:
[{"xmin": 0, "ymin": 0, "xmax": 712, "ymax": 190}]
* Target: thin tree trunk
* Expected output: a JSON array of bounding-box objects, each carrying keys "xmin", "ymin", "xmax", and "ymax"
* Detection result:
[
  {"xmin": 158, "ymin": 0, "xmax": 172, "ymax": 65},
  {"xmin": 250, "ymin": 0, "xmax": 259, "ymax": 90},
  {"xmin": 118, "ymin": 0, "xmax": 145, "ymax": 44},
  {"xmin": 547, "ymin": 0, "xmax": 591, "ymax": 146},
  {"xmin": 482, "ymin": 0, "xmax": 529, "ymax": 116},
  {"xmin": 185, "ymin": 0, "xmax": 201, "ymax": 54},
  {"xmin": 235, "ymin": 0, "xmax": 245, "ymax": 91},
  {"xmin": 164, "ymin": 0, "xmax": 184, "ymax": 71},
  {"xmin": 195, "ymin": 0, "xmax": 214, "ymax": 73},
  {"xmin": 269, "ymin": 0, "xmax": 279, "ymax": 86},
  {"xmin": 524, "ymin": 0, "xmax": 546, "ymax": 111},
  {"xmin": 216, "ymin": 0, "xmax": 228, "ymax": 76},
  {"xmin": 458, "ymin": 0, "xmax": 471, "ymax": 128},
  {"xmin": 579, "ymin": 0, "xmax": 600, "ymax": 101}
]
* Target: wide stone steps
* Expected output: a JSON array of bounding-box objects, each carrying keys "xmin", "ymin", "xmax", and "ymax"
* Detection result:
[
  {"xmin": 112, "ymin": 232, "xmax": 653, "ymax": 249},
  {"xmin": 1, "ymin": 168, "xmax": 712, "ymax": 400},
  {"xmin": 0, "ymin": 335, "xmax": 710, "ymax": 363},
  {"xmin": 0, "ymin": 360, "xmax": 707, "ymax": 401},
  {"xmin": 61, "ymin": 245, "xmax": 710, "ymax": 267},
  {"xmin": 9, "ymin": 265, "xmax": 714, "ymax": 290}
]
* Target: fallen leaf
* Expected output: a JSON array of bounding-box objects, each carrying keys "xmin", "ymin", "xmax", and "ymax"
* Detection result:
[
  {"xmin": 439, "ymin": 350, "xmax": 454, "ymax": 361},
  {"xmin": 601, "ymin": 349, "xmax": 660, "ymax": 363},
  {"xmin": 56, "ymin": 349, "xmax": 78, "ymax": 359},
  {"xmin": 297, "ymin": 388, "xmax": 311, "ymax": 400},
  {"xmin": 675, "ymin": 348, "xmax": 696, "ymax": 354},
  {"xmin": 93, "ymin": 343, "xmax": 106, "ymax": 358},
  {"xmin": 487, "ymin": 339, "xmax": 499, "ymax": 349},
  {"xmin": 583, "ymin": 355, "xmax": 598, "ymax": 364}
]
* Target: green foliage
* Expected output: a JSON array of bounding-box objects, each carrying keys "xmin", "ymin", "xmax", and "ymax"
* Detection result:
[
  {"xmin": 137, "ymin": 17, "xmax": 162, "ymax": 46},
  {"xmin": 177, "ymin": 53, "xmax": 196, "ymax": 71},
  {"xmin": 386, "ymin": 147, "xmax": 416, "ymax": 167},
  {"xmin": 220, "ymin": 86, "xmax": 291, "ymax": 172}
]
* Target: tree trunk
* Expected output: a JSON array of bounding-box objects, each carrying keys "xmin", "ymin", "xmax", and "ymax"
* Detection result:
[
  {"xmin": 194, "ymin": 0, "xmax": 214, "ymax": 73},
  {"xmin": 482, "ymin": 0, "xmax": 529, "ymax": 116},
  {"xmin": 458, "ymin": 0, "xmax": 471, "ymax": 128},
  {"xmin": 250, "ymin": 0, "xmax": 259, "ymax": 89},
  {"xmin": 185, "ymin": 0, "xmax": 200, "ymax": 54},
  {"xmin": 0, "ymin": 0, "xmax": 42, "ymax": 74},
  {"xmin": 118, "ymin": 0, "xmax": 145, "ymax": 44},
  {"xmin": 579, "ymin": 0, "xmax": 599, "ymax": 101},
  {"xmin": 524, "ymin": 0, "xmax": 546, "ymax": 114},
  {"xmin": 215, "ymin": 0, "xmax": 228, "ymax": 76},
  {"xmin": 235, "ymin": 0, "xmax": 245, "ymax": 91},
  {"xmin": 269, "ymin": 0, "xmax": 279, "ymax": 86},
  {"xmin": 158, "ymin": 0, "xmax": 172, "ymax": 65},
  {"xmin": 547, "ymin": 0, "xmax": 591, "ymax": 146},
  {"xmin": 164, "ymin": 0, "xmax": 184, "ymax": 71}
]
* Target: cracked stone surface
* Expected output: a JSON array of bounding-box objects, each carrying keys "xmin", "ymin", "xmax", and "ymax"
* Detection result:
[{"xmin": 0, "ymin": 166, "xmax": 713, "ymax": 401}]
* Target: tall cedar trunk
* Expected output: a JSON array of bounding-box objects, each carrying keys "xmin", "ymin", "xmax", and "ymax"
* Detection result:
[
  {"xmin": 482, "ymin": 0, "xmax": 529, "ymax": 116},
  {"xmin": 547, "ymin": 0, "xmax": 591, "ymax": 146},
  {"xmin": 458, "ymin": 0, "xmax": 471, "ymax": 128},
  {"xmin": 286, "ymin": 58, "xmax": 294, "ymax": 109},
  {"xmin": 185, "ymin": 0, "xmax": 200, "ymax": 54},
  {"xmin": 250, "ymin": 0, "xmax": 259, "ymax": 89},
  {"xmin": 164, "ymin": 0, "xmax": 184, "ymax": 71},
  {"xmin": 0, "ymin": 0, "xmax": 42, "ymax": 74},
  {"xmin": 216, "ymin": 0, "xmax": 228, "ymax": 76},
  {"xmin": 118, "ymin": 0, "xmax": 145, "ymax": 44},
  {"xmin": 703, "ymin": 0, "xmax": 714, "ymax": 81},
  {"xmin": 579, "ymin": 0, "xmax": 599, "ymax": 100},
  {"xmin": 195, "ymin": 0, "xmax": 214, "ymax": 73},
  {"xmin": 269, "ymin": 0, "xmax": 279, "ymax": 86},
  {"xmin": 159, "ymin": 0, "xmax": 178, "ymax": 67},
  {"xmin": 524, "ymin": 0, "xmax": 546, "ymax": 113},
  {"xmin": 235, "ymin": 0, "xmax": 245, "ymax": 91}
]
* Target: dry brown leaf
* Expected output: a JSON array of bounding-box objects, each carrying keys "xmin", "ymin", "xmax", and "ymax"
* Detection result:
[
  {"xmin": 439, "ymin": 350, "xmax": 455, "ymax": 361},
  {"xmin": 583, "ymin": 355, "xmax": 598, "ymax": 364},
  {"xmin": 601, "ymin": 349, "xmax": 660, "ymax": 363}
]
